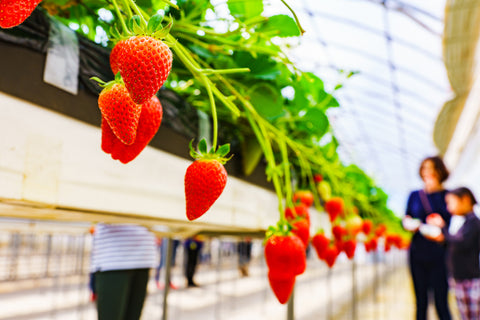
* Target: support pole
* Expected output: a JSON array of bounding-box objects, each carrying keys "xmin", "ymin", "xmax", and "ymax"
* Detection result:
[
  {"xmin": 287, "ymin": 286, "xmax": 295, "ymax": 320},
  {"xmin": 161, "ymin": 238, "xmax": 173, "ymax": 320}
]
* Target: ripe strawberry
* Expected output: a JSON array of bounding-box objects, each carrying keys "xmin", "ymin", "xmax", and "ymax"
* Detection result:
[
  {"xmin": 362, "ymin": 219, "xmax": 373, "ymax": 235},
  {"xmin": 185, "ymin": 159, "xmax": 227, "ymax": 221},
  {"xmin": 265, "ymin": 234, "xmax": 306, "ymax": 277},
  {"xmin": 293, "ymin": 190, "xmax": 314, "ymax": 207},
  {"xmin": 110, "ymin": 39, "xmax": 127, "ymax": 75},
  {"xmin": 312, "ymin": 232, "xmax": 330, "ymax": 260},
  {"xmin": 0, "ymin": 0, "xmax": 42, "ymax": 28},
  {"xmin": 285, "ymin": 203, "xmax": 310, "ymax": 224},
  {"xmin": 375, "ymin": 223, "xmax": 387, "ymax": 237},
  {"xmin": 118, "ymin": 36, "xmax": 172, "ymax": 104},
  {"xmin": 367, "ymin": 238, "xmax": 378, "ymax": 252},
  {"xmin": 325, "ymin": 197, "xmax": 344, "ymax": 222},
  {"xmin": 291, "ymin": 219, "xmax": 310, "ymax": 249},
  {"xmin": 335, "ymin": 239, "xmax": 344, "ymax": 252},
  {"xmin": 98, "ymin": 82, "xmax": 142, "ymax": 145},
  {"xmin": 332, "ymin": 224, "xmax": 347, "ymax": 241},
  {"xmin": 344, "ymin": 239, "xmax": 356, "ymax": 259},
  {"xmin": 324, "ymin": 244, "xmax": 339, "ymax": 268},
  {"xmin": 268, "ymin": 271, "xmax": 295, "ymax": 304},
  {"xmin": 101, "ymin": 95, "xmax": 163, "ymax": 164},
  {"xmin": 313, "ymin": 174, "xmax": 323, "ymax": 183}
]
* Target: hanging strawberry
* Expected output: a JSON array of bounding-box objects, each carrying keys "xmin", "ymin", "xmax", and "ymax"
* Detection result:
[{"xmin": 0, "ymin": 0, "xmax": 42, "ymax": 28}]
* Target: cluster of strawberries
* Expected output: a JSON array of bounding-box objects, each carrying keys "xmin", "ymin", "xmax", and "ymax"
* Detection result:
[
  {"xmin": 0, "ymin": 0, "xmax": 42, "ymax": 29},
  {"xmin": 98, "ymin": 36, "xmax": 172, "ymax": 164}
]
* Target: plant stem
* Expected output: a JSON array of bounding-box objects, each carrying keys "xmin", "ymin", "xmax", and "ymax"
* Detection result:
[
  {"xmin": 120, "ymin": 0, "xmax": 133, "ymax": 19},
  {"xmin": 111, "ymin": 0, "xmax": 129, "ymax": 34},
  {"xmin": 126, "ymin": 0, "xmax": 148, "ymax": 25},
  {"xmin": 161, "ymin": 0, "xmax": 179, "ymax": 10},
  {"xmin": 280, "ymin": 0, "xmax": 306, "ymax": 35},
  {"xmin": 200, "ymin": 73, "xmax": 218, "ymax": 150}
]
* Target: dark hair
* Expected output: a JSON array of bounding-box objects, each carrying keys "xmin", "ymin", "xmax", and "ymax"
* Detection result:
[
  {"xmin": 419, "ymin": 156, "xmax": 449, "ymax": 183},
  {"xmin": 447, "ymin": 187, "xmax": 478, "ymax": 205}
]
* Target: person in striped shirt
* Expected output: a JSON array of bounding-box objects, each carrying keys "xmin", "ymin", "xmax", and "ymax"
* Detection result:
[{"xmin": 90, "ymin": 223, "xmax": 157, "ymax": 320}]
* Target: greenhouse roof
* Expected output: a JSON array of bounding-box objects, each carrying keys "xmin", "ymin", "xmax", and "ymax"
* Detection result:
[{"xmin": 274, "ymin": 0, "xmax": 452, "ymax": 212}]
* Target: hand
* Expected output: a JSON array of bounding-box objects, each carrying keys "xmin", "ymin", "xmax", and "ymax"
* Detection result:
[
  {"xmin": 403, "ymin": 216, "xmax": 421, "ymax": 232},
  {"xmin": 426, "ymin": 213, "xmax": 445, "ymax": 228},
  {"xmin": 424, "ymin": 232, "xmax": 444, "ymax": 242}
]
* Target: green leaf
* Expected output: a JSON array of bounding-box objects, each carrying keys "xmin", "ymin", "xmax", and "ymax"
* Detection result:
[
  {"xmin": 227, "ymin": 0, "xmax": 264, "ymax": 21},
  {"xmin": 147, "ymin": 13, "xmax": 164, "ymax": 34},
  {"xmin": 241, "ymin": 137, "xmax": 263, "ymax": 176},
  {"xmin": 216, "ymin": 144, "xmax": 231, "ymax": 157},
  {"xmin": 258, "ymin": 15, "xmax": 300, "ymax": 37},
  {"xmin": 232, "ymin": 52, "xmax": 279, "ymax": 79},
  {"xmin": 248, "ymin": 83, "xmax": 284, "ymax": 119},
  {"xmin": 297, "ymin": 108, "xmax": 329, "ymax": 138},
  {"xmin": 198, "ymin": 139, "xmax": 208, "ymax": 154}
]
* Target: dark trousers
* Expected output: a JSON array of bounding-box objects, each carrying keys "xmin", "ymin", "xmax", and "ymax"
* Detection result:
[
  {"xmin": 409, "ymin": 256, "xmax": 451, "ymax": 320},
  {"xmin": 185, "ymin": 247, "xmax": 200, "ymax": 285},
  {"xmin": 95, "ymin": 268, "xmax": 150, "ymax": 320}
]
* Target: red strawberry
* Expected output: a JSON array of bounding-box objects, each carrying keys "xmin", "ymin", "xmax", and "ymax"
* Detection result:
[
  {"xmin": 265, "ymin": 234, "xmax": 306, "ymax": 277},
  {"xmin": 268, "ymin": 271, "xmax": 295, "ymax": 304},
  {"xmin": 293, "ymin": 190, "xmax": 314, "ymax": 207},
  {"xmin": 344, "ymin": 239, "xmax": 356, "ymax": 259},
  {"xmin": 384, "ymin": 242, "xmax": 391, "ymax": 252},
  {"xmin": 185, "ymin": 159, "xmax": 227, "ymax": 221},
  {"xmin": 291, "ymin": 219, "xmax": 310, "ymax": 249},
  {"xmin": 312, "ymin": 233, "xmax": 330, "ymax": 260},
  {"xmin": 0, "ymin": 0, "xmax": 42, "ymax": 29},
  {"xmin": 101, "ymin": 95, "xmax": 163, "ymax": 164},
  {"xmin": 118, "ymin": 36, "xmax": 172, "ymax": 104},
  {"xmin": 285, "ymin": 203, "xmax": 310, "ymax": 224},
  {"xmin": 110, "ymin": 39, "xmax": 127, "ymax": 75},
  {"xmin": 98, "ymin": 82, "xmax": 142, "ymax": 145},
  {"xmin": 362, "ymin": 219, "xmax": 373, "ymax": 235},
  {"xmin": 332, "ymin": 224, "xmax": 347, "ymax": 241},
  {"xmin": 367, "ymin": 238, "xmax": 378, "ymax": 252},
  {"xmin": 324, "ymin": 244, "xmax": 339, "ymax": 268},
  {"xmin": 335, "ymin": 239, "xmax": 344, "ymax": 252},
  {"xmin": 375, "ymin": 224, "xmax": 387, "ymax": 237},
  {"xmin": 325, "ymin": 197, "xmax": 344, "ymax": 222},
  {"xmin": 313, "ymin": 174, "xmax": 323, "ymax": 183}
]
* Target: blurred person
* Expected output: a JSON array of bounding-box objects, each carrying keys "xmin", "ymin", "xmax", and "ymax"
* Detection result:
[
  {"xmin": 91, "ymin": 224, "xmax": 156, "ymax": 320},
  {"xmin": 237, "ymin": 238, "xmax": 252, "ymax": 277},
  {"xmin": 402, "ymin": 156, "xmax": 452, "ymax": 320},
  {"xmin": 184, "ymin": 236, "xmax": 203, "ymax": 287},
  {"xmin": 427, "ymin": 187, "xmax": 480, "ymax": 320},
  {"xmin": 154, "ymin": 237, "xmax": 180, "ymax": 289}
]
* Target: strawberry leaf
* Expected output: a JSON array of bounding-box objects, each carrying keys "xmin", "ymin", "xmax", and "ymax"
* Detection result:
[
  {"xmin": 216, "ymin": 144, "xmax": 230, "ymax": 157},
  {"xmin": 147, "ymin": 13, "xmax": 164, "ymax": 34},
  {"xmin": 198, "ymin": 138, "xmax": 208, "ymax": 154},
  {"xmin": 153, "ymin": 20, "xmax": 173, "ymax": 39}
]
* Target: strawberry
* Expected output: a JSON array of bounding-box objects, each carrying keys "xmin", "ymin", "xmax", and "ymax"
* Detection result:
[
  {"xmin": 291, "ymin": 219, "xmax": 310, "ymax": 249},
  {"xmin": 374, "ymin": 223, "xmax": 387, "ymax": 237},
  {"xmin": 110, "ymin": 39, "xmax": 127, "ymax": 75},
  {"xmin": 343, "ymin": 239, "xmax": 356, "ymax": 259},
  {"xmin": 362, "ymin": 219, "xmax": 373, "ymax": 235},
  {"xmin": 312, "ymin": 232, "xmax": 330, "ymax": 260},
  {"xmin": 265, "ymin": 234, "xmax": 306, "ymax": 277},
  {"xmin": 285, "ymin": 203, "xmax": 310, "ymax": 224},
  {"xmin": 345, "ymin": 215, "xmax": 363, "ymax": 236},
  {"xmin": 118, "ymin": 36, "xmax": 172, "ymax": 104},
  {"xmin": 268, "ymin": 271, "xmax": 295, "ymax": 304},
  {"xmin": 324, "ymin": 244, "xmax": 339, "ymax": 268},
  {"xmin": 293, "ymin": 190, "xmax": 314, "ymax": 207},
  {"xmin": 101, "ymin": 95, "xmax": 163, "ymax": 164},
  {"xmin": 0, "ymin": 0, "xmax": 42, "ymax": 29},
  {"xmin": 325, "ymin": 197, "xmax": 344, "ymax": 222},
  {"xmin": 98, "ymin": 82, "xmax": 142, "ymax": 145},
  {"xmin": 332, "ymin": 224, "xmax": 347, "ymax": 241},
  {"xmin": 313, "ymin": 174, "xmax": 323, "ymax": 183},
  {"xmin": 185, "ymin": 159, "xmax": 227, "ymax": 221},
  {"xmin": 335, "ymin": 239, "xmax": 344, "ymax": 252}
]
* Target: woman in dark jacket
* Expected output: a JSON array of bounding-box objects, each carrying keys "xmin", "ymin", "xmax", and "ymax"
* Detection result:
[{"xmin": 403, "ymin": 156, "xmax": 452, "ymax": 320}]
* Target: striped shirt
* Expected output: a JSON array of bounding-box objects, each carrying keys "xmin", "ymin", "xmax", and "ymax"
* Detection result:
[{"xmin": 90, "ymin": 224, "xmax": 157, "ymax": 272}]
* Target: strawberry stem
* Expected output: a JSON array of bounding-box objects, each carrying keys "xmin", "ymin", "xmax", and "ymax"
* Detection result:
[
  {"xmin": 120, "ymin": 0, "xmax": 133, "ymax": 19},
  {"xmin": 160, "ymin": 0, "xmax": 179, "ymax": 10},
  {"xmin": 127, "ymin": 0, "xmax": 148, "ymax": 26},
  {"xmin": 280, "ymin": 0, "xmax": 305, "ymax": 35},
  {"xmin": 111, "ymin": 0, "xmax": 129, "ymax": 35}
]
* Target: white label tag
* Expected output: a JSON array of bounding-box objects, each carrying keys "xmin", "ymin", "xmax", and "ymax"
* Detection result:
[{"xmin": 43, "ymin": 18, "xmax": 79, "ymax": 95}]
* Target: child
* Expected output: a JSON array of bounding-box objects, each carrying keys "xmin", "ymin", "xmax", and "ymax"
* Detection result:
[{"xmin": 428, "ymin": 187, "xmax": 480, "ymax": 320}]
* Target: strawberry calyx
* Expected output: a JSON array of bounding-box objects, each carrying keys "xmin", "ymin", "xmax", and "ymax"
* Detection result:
[
  {"xmin": 189, "ymin": 138, "xmax": 232, "ymax": 165},
  {"xmin": 110, "ymin": 13, "xmax": 173, "ymax": 43},
  {"xmin": 90, "ymin": 72, "xmax": 124, "ymax": 90},
  {"xmin": 265, "ymin": 220, "xmax": 293, "ymax": 244}
]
